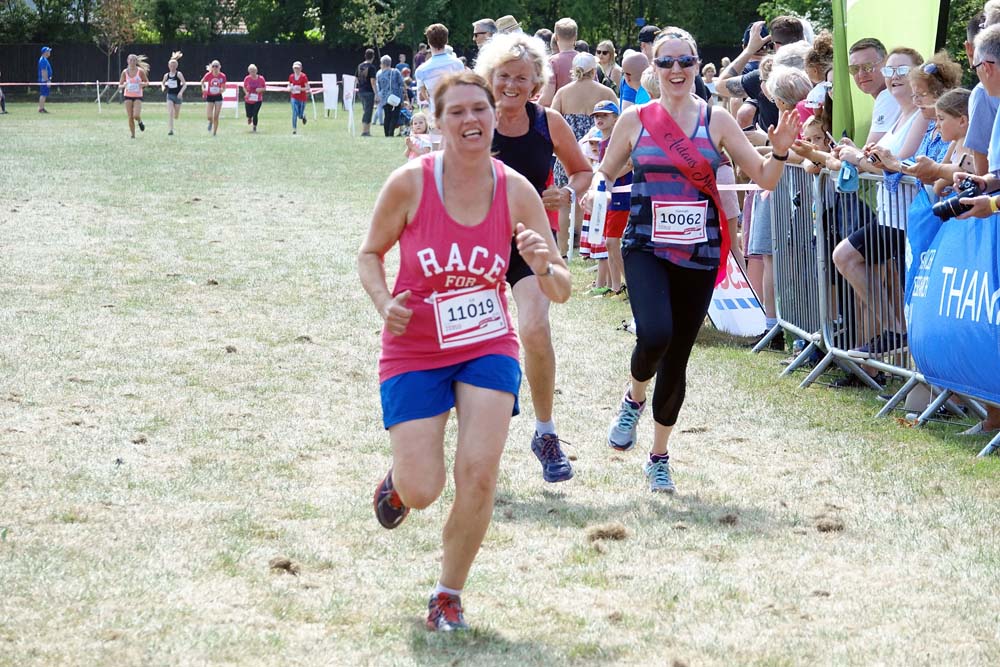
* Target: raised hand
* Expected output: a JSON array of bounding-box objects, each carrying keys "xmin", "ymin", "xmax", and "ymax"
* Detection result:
[{"xmin": 767, "ymin": 109, "xmax": 802, "ymax": 156}]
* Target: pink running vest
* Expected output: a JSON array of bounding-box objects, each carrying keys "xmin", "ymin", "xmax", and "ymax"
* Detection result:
[{"xmin": 378, "ymin": 154, "xmax": 519, "ymax": 382}]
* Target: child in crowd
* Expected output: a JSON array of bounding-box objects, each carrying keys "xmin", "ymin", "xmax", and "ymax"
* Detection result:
[
  {"xmin": 591, "ymin": 100, "xmax": 629, "ymax": 297},
  {"xmin": 932, "ymin": 88, "xmax": 973, "ymax": 196},
  {"xmin": 579, "ymin": 127, "xmax": 605, "ymax": 273},
  {"xmin": 404, "ymin": 112, "xmax": 433, "ymax": 160}
]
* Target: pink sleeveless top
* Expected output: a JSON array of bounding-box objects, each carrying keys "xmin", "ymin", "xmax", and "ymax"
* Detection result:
[
  {"xmin": 378, "ymin": 154, "xmax": 519, "ymax": 382},
  {"xmin": 124, "ymin": 70, "xmax": 143, "ymax": 98}
]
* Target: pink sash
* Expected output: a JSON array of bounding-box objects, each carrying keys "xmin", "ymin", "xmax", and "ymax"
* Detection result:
[{"xmin": 637, "ymin": 102, "xmax": 731, "ymax": 285}]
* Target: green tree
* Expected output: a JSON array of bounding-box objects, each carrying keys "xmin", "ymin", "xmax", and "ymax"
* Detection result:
[
  {"xmin": 0, "ymin": 0, "xmax": 38, "ymax": 43},
  {"xmin": 756, "ymin": 0, "xmax": 832, "ymax": 32},
  {"xmin": 92, "ymin": 0, "xmax": 137, "ymax": 81},
  {"xmin": 344, "ymin": 0, "xmax": 403, "ymax": 55}
]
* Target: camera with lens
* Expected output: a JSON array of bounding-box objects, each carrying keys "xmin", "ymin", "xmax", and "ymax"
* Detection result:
[{"xmin": 932, "ymin": 177, "xmax": 983, "ymax": 220}]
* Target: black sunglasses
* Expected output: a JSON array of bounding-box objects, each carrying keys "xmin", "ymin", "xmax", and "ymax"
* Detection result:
[{"xmin": 653, "ymin": 55, "xmax": 698, "ymax": 69}]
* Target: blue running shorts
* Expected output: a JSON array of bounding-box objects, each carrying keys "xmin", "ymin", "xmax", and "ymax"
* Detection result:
[{"xmin": 380, "ymin": 354, "xmax": 521, "ymax": 429}]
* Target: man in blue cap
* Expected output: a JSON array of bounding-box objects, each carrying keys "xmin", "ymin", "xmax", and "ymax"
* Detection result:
[{"xmin": 38, "ymin": 46, "xmax": 53, "ymax": 113}]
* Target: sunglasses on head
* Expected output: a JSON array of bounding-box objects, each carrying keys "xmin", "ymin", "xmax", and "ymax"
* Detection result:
[
  {"xmin": 880, "ymin": 65, "xmax": 910, "ymax": 78},
  {"xmin": 653, "ymin": 55, "xmax": 698, "ymax": 69}
]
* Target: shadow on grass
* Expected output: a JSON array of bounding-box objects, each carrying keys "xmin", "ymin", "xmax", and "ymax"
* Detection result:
[
  {"xmin": 408, "ymin": 620, "xmax": 563, "ymax": 666},
  {"xmin": 494, "ymin": 488, "xmax": 781, "ymax": 535}
]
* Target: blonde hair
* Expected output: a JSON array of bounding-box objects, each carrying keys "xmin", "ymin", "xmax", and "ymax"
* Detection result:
[
  {"xmin": 207, "ymin": 60, "xmax": 221, "ymax": 71},
  {"xmin": 571, "ymin": 52, "xmax": 597, "ymax": 81},
  {"xmin": 127, "ymin": 54, "xmax": 150, "ymax": 74},
  {"xmin": 474, "ymin": 32, "xmax": 552, "ymax": 96},
  {"xmin": 169, "ymin": 51, "xmax": 183, "ymax": 65},
  {"xmin": 554, "ymin": 18, "xmax": 578, "ymax": 41},
  {"xmin": 765, "ymin": 65, "xmax": 812, "ymax": 106},
  {"xmin": 652, "ymin": 27, "xmax": 699, "ymax": 59},
  {"xmin": 410, "ymin": 111, "xmax": 429, "ymax": 130},
  {"xmin": 701, "ymin": 63, "xmax": 716, "ymax": 76},
  {"xmin": 596, "ymin": 40, "xmax": 616, "ymax": 60}
]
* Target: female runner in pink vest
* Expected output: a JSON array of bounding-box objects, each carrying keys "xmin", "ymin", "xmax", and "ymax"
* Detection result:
[
  {"xmin": 118, "ymin": 54, "xmax": 150, "ymax": 139},
  {"xmin": 586, "ymin": 28, "xmax": 800, "ymax": 494},
  {"xmin": 358, "ymin": 71, "xmax": 571, "ymax": 632}
]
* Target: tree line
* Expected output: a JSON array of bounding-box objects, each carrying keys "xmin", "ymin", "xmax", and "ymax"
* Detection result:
[{"xmin": 0, "ymin": 0, "xmax": 836, "ymax": 52}]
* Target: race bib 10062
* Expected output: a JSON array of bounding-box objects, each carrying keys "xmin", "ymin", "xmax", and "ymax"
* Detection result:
[
  {"xmin": 652, "ymin": 200, "xmax": 708, "ymax": 245},
  {"xmin": 430, "ymin": 285, "xmax": 508, "ymax": 349}
]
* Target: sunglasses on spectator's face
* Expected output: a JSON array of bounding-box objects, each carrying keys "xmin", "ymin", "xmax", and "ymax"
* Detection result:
[
  {"xmin": 596, "ymin": 50, "xmax": 611, "ymax": 55},
  {"xmin": 973, "ymin": 60, "xmax": 995, "ymax": 71},
  {"xmin": 473, "ymin": 32, "xmax": 488, "ymax": 37},
  {"xmin": 848, "ymin": 62, "xmax": 878, "ymax": 76},
  {"xmin": 880, "ymin": 65, "xmax": 910, "ymax": 78},
  {"xmin": 653, "ymin": 55, "xmax": 698, "ymax": 69}
]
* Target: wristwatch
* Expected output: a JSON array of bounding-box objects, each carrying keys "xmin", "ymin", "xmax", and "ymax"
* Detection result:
[{"xmin": 537, "ymin": 262, "xmax": 554, "ymax": 277}]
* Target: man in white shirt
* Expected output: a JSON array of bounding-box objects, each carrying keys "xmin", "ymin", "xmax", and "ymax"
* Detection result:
[
  {"xmin": 848, "ymin": 37, "xmax": 900, "ymax": 145},
  {"xmin": 414, "ymin": 23, "xmax": 465, "ymax": 117}
]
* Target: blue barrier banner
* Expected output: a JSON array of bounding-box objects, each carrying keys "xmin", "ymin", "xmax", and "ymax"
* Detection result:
[{"xmin": 906, "ymin": 193, "xmax": 1000, "ymax": 404}]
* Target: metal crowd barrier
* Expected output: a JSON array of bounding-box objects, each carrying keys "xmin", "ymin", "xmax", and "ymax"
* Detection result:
[
  {"xmin": 752, "ymin": 163, "xmax": 829, "ymax": 378},
  {"xmin": 755, "ymin": 165, "xmax": 997, "ymax": 454}
]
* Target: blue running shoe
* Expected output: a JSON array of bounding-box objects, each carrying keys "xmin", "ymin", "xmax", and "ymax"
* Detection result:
[
  {"xmin": 373, "ymin": 468, "xmax": 409, "ymax": 529},
  {"xmin": 530, "ymin": 432, "xmax": 574, "ymax": 483},
  {"xmin": 426, "ymin": 593, "xmax": 468, "ymax": 631},
  {"xmin": 644, "ymin": 458, "xmax": 676, "ymax": 494},
  {"xmin": 608, "ymin": 391, "xmax": 645, "ymax": 451}
]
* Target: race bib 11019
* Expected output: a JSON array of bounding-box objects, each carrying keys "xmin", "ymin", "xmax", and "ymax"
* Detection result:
[{"xmin": 430, "ymin": 285, "xmax": 508, "ymax": 349}]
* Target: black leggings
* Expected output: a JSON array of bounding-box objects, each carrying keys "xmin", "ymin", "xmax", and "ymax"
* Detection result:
[
  {"xmin": 383, "ymin": 104, "xmax": 400, "ymax": 137},
  {"xmin": 624, "ymin": 250, "xmax": 716, "ymax": 427},
  {"xmin": 246, "ymin": 101, "xmax": 261, "ymax": 126}
]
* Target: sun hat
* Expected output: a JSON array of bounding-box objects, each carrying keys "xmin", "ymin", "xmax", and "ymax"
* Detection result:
[{"xmin": 495, "ymin": 15, "xmax": 521, "ymax": 34}]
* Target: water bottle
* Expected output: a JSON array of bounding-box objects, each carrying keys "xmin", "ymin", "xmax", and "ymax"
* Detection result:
[{"xmin": 587, "ymin": 181, "xmax": 609, "ymax": 246}]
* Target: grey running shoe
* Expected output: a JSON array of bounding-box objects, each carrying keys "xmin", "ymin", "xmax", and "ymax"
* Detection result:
[
  {"xmin": 608, "ymin": 391, "xmax": 645, "ymax": 451},
  {"xmin": 530, "ymin": 432, "xmax": 573, "ymax": 482},
  {"xmin": 644, "ymin": 458, "xmax": 676, "ymax": 494}
]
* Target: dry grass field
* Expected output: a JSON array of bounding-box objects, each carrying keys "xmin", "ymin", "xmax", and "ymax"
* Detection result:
[{"xmin": 1, "ymin": 102, "xmax": 998, "ymax": 666}]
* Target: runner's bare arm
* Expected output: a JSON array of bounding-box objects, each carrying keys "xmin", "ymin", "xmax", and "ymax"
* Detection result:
[
  {"xmin": 547, "ymin": 108, "xmax": 595, "ymax": 201},
  {"xmin": 358, "ymin": 165, "xmax": 420, "ymax": 329},
  {"xmin": 583, "ymin": 107, "xmax": 640, "ymax": 210},
  {"xmin": 507, "ymin": 172, "xmax": 572, "ymax": 303}
]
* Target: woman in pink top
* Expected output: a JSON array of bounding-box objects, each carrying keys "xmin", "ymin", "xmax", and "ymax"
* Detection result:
[
  {"xmin": 243, "ymin": 64, "xmax": 265, "ymax": 132},
  {"xmin": 358, "ymin": 71, "xmax": 570, "ymax": 633},
  {"xmin": 118, "ymin": 54, "xmax": 149, "ymax": 139},
  {"xmin": 201, "ymin": 60, "xmax": 226, "ymax": 136},
  {"xmin": 288, "ymin": 61, "xmax": 309, "ymax": 134}
]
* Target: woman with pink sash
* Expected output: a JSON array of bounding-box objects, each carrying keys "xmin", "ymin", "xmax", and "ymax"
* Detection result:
[{"xmin": 586, "ymin": 27, "xmax": 800, "ymax": 493}]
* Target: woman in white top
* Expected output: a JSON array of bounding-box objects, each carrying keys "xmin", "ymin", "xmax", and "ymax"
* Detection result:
[{"xmin": 832, "ymin": 47, "xmax": 928, "ymax": 361}]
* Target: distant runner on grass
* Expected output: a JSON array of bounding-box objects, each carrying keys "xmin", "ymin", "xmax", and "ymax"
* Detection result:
[
  {"xmin": 118, "ymin": 54, "xmax": 150, "ymax": 139},
  {"xmin": 357, "ymin": 71, "xmax": 571, "ymax": 632}
]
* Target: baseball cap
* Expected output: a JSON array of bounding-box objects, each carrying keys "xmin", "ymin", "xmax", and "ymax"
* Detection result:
[
  {"xmin": 638, "ymin": 25, "xmax": 660, "ymax": 44},
  {"xmin": 41, "ymin": 46, "xmax": 52, "ymax": 54},
  {"xmin": 591, "ymin": 100, "xmax": 620, "ymax": 116},
  {"xmin": 742, "ymin": 22, "xmax": 768, "ymax": 47}
]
